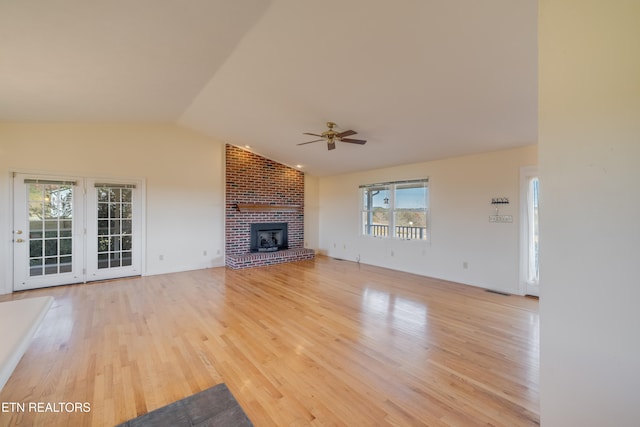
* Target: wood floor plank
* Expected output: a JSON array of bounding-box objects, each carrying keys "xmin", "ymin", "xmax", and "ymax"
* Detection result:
[{"xmin": 0, "ymin": 256, "xmax": 539, "ymax": 426}]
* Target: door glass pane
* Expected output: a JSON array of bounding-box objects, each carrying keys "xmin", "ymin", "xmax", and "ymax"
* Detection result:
[
  {"xmin": 122, "ymin": 235, "xmax": 132, "ymax": 250},
  {"xmin": 122, "ymin": 203, "xmax": 132, "ymax": 219},
  {"xmin": 60, "ymin": 238, "xmax": 72, "ymax": 255},
  {"xmin": 121, "ymin": 220, "xmax": 132, "ymax": 235},
  {"xmin": 110, "ymin": 252, "xmax": 121, "ymax": 268},
  {"xmin": 45, "ymin": 257, "xmax": 58, "ymax": 274},
  {"xmin": 60, "ymin": 256, "xmax": 72, "ymax": 273},
  {"xmin": 528, "ymin": 178, "xmax": 540, "ymax": 284},
  {"xmin": 27, "ymin": 183, "xmax": 73, "ymax": 277},
  {"xmin": 29, "ymin": 258, "xmax": 43, "ymax": 276},
  {"xmin": 45, "ymin": 239, "xmax": 58, "ymax": 256},
  {"xmin": 98, "ymin": 220, "xmax": 109, "ymax": 235},
  {"xmin": 60, "ymin": 220, "xmax": 72, "ymax": 237},
  {"xmin": 44, "ymin": 220, "xmax": 58, "ymax": 238},
  {"xmin": 96, "ymin": 185, "xmax": 133, "ymax": 270},
  {"xmin": 98, "ymin": 253, "xmax": 109, "ymax": 269},
  {"xmin": 98, "ymin": 188, "xmax": 109, "ymax": 202}
]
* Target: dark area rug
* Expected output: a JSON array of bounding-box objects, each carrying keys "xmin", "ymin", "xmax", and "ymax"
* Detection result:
[{"xmin": 116, "ymin": 383, "xmax": 253, "ymax": 427}]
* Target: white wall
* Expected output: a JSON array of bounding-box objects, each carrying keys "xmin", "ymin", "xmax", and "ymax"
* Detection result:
[
  {"xmin": 318, "ymin": 145, "xmax": 537, "ymax": 294},
  {"xmin": 0, "ymin": 123, "xmax": 226, "ymax": 294},
  {"xmin": 304, "ymin": 174, "xmax": 320, "ymax": 251},
  {"xmin": 539, "ymin": 1, "xmax": 640, "ymax": 425}
]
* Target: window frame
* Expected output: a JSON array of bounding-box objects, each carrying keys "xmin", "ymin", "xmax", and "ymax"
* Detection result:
[{"xmin": 360, "ymin": 178, "xmax": 429, "ymax": 241}]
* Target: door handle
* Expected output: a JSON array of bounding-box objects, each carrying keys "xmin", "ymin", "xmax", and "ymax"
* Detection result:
[{"xmin": 15, "ymin": 238, "xmax": 24, "ymax": 243}]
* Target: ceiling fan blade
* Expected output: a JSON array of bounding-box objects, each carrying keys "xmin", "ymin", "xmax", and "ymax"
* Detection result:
[
  {"xmin": 327, "ymin": 140, "xmax": 336, "ymax": 150},
  {"xmin": 297, "ymin": 139, "xmax": 324, "ymax": 145},
  {"xmin": 336, "ymin": 130, "xmax": 356, "ymax": 138},
  {"xmin": 303, "ymin": 132, "xmax": 323, "ymax": 137},
  {"xmin": 341, "ymin": 138, "xmax": 367, "ymax": 144}
]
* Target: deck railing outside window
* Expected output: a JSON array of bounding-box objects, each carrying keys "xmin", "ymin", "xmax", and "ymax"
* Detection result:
[{"xmin": 367, "ymin": 224, "xmax": 427, "ymax": 240}]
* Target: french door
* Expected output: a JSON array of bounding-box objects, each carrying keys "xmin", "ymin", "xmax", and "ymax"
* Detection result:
[
  {"xmin": 85, "ymin": 179, "xmax": 142, "ymax": 282},
  {"xmin": 13, "ymin": 175, "xmax": 84, "ymax": 289},
  {"xmin": 13, "ymin": 174, "xmax": 142, "ymax": 291}
]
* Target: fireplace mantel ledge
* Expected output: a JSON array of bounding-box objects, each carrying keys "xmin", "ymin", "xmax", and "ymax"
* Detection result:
[{"xmin": 236, "ymin": 204, "xmax": 301, "ymax": 212}]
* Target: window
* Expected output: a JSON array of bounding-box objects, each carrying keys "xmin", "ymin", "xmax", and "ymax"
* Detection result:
[{"xmin": 361, "ymin": 179, "xmax": 429, "ymax": 240}]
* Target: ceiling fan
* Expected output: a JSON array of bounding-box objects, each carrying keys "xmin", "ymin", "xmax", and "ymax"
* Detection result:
[{"xmin": 298, "ymin": 122, "xmax": 367, "ymax": 150}]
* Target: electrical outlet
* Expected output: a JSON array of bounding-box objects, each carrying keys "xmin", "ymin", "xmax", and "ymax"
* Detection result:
[
  {"xmin": 463, "ymin": 261, "xmax": 469, "ymax": 269},
  {"xmin": 203, "ymin": 250, "xmax": 207, "ymax": 256},
  {"xmin": 159, "ymin": 254, "xmax": 164, "ymax": 261}
]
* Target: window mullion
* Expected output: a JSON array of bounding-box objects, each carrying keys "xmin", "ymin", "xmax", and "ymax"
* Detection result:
[{"xmin": 389, "ymin": 184, "xmax": 396, "ymax": 238}]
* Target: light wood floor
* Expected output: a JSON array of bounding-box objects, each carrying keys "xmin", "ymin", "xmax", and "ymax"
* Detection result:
[{"xmin": 0, "ymin": 256, "xmax": 539, "ymax": 426}]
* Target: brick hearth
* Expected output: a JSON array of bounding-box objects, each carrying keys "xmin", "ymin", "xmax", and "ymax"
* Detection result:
[{"xmin": 226, "ymin": 248, "xmax": 315, "ymax": 269}]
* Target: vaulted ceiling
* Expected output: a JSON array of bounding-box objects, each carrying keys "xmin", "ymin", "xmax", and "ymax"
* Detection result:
[{"xmin": 0, "ymin": 0, "xmax": 537, "ymax": 176}]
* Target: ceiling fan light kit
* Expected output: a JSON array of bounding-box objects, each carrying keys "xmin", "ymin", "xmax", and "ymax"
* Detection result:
[{"xmin": 298, "ymin": 122, "xmax": 367, "ymax": 151}]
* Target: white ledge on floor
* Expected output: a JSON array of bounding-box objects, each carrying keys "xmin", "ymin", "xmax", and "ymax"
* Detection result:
[{"xmin": 0, "ymin": 296, "xmax": 54, "ymax": 391}]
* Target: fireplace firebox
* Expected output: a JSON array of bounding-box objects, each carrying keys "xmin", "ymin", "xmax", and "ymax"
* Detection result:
[{"xmin": 250, "ymin": 223, "xmax": 288, "ymax": 252}]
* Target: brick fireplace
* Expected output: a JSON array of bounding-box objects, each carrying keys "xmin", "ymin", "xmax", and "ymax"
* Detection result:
[{"xmin": 225, "ymin": 145, "xmax": 314, "ymax": 269}]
